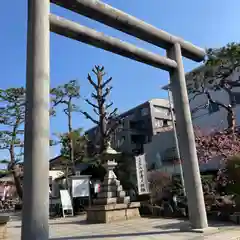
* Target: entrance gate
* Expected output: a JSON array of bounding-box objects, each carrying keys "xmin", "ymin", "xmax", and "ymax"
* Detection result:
[{"xmin": 22, "ymin": 1, "xmax": 208, "ymax": 239}]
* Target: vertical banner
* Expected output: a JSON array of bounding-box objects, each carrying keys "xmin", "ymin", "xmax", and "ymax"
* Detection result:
[{"xmin": 135, "ymin": 154, "xmax": 149, "ymax": 195}]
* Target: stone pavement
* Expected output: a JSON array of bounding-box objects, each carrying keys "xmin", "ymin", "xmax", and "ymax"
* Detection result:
[{"xmin": 7, "ymin": 214, "xmax": 240, "ymax": 240}]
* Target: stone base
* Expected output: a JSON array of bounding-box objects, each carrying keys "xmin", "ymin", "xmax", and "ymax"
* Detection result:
[
  {"xmin": 0, "ymin": 225, "xmax": 7, "ymax": 240},
  {"xmin": 86, "ymin": 202, "xmax": 140, "ymax": 224},
  {"xmin": 0, "ymin": 216, "xmax": 9, "ymax": 240},
  {"xmin": 230, "ymin": 213, "xmax": 240, "ymax": 224}
]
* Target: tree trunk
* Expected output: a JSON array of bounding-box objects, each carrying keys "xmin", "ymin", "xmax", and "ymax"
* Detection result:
[
  {"xmin": 227, "ymin": 108, "xmax": 236, "ymax": 132},
  {"xmin": 96, "ymin": 73, "xmax": 107, "ymax": 155},
  {"xmin": 225, "ymin": 88, "xmax": 236, "ymax": 131},
  {"xmin": 65, "ymin": 164, "xmax": 69, "ymax": 190},
  {"xmin": 9, "ymin": 146, "xmax": 23, "ymax": 200},
  {"xmin": 12, "ymin": 166, "xmax": 23, "ymax": 200},
  {"xmin": 67, "ymin": 103, "xmax": 75, "ymax": 175}
]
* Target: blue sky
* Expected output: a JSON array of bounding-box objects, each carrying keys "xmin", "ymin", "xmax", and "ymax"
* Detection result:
[{"xmin": 1, "ymin": 0, "xmax": 240, "ymax": 159}]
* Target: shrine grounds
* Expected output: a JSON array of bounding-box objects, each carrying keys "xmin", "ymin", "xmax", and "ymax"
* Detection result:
[{"xmin": 7, "ymin": 213, "xmax": 240, "ymax": 240}]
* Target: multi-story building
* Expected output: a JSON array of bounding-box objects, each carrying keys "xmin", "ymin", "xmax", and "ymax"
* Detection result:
[
  {"xmin": 85, "ymin": 98, "xmax": 173, "ymax": 155},
  {"xmin": 144, "ymin": 65, "xmax": 240, "ymax": 174}
]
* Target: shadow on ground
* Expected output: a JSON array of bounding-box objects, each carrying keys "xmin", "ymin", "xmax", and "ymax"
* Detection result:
[
  {"xmin": 10, "ymin": 219, "xmax": 88, "ymax": 228},
  {"xmin": 49, "ymin": 220, "xmax": 88, "ymax": 225},
  {"xmin": 50, "ymin": 229, "xmax": 182, "ymax": 240},
  {"xmin": 152, "ymin": 220, "xmax": 238, "ymax": 234},
  {"xmin": 49, "ymin": 219, "xmax": 240, "ymax": 240}
]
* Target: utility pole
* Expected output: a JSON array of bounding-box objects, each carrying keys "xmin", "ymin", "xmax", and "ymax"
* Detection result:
[
  {"xmin": 21, "ymin": 0, "xmax": 50, "ymax": 239},
  {"xmin": 167, "ymin": 88, "xmax": 186, "ymax": 196}
]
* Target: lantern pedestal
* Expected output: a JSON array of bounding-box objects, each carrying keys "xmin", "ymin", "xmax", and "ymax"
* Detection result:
[{"xmin": 86, "ymin": 160, "xmax": 140, "ymax": 223}]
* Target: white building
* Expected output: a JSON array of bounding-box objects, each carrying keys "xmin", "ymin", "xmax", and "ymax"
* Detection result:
[{"xmin": 144, "ymin": 66, "xmax": 240, "ymax": 174}]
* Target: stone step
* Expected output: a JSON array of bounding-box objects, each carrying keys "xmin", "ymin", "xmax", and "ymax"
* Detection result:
[
  {"xmin": 117, "ymin": 196, "xmax": 130, "ymax": 204},
  {"xmin": 93, "ymin": 196, "xmax": 130, "ymax": 205},
  {"xmin": 102, "ymin": 179, "xmax": 116, "ymax": 185},
  {"xmin": 100, "ymin": 185, "xmax": 123, "ymax": 192},
  {"xmin": 93, "ymin": 197, "xmax": 117, "ymax": 205},
  {"xmin": 86, "ymin": 202, "xmax": 141, "ymax": 223},
  {"xmin": 97, "ymin": 191, "xmax": 117, "ymax": 199},
  {"xmin": 97, "ymin": 190, "xmax": 126, "ymax": 199},
  {"xmin": 117, "ymin": 191, "xmax": 126, "ymax": 198}
]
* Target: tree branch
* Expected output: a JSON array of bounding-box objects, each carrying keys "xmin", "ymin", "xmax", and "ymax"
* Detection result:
[
  {"xmin": 93, "ymin": 108, "xmax": 99, "ymax": 116},
  {"xmin": 52, "ymin": 98, "xmax": 68, "ymax": 107},
  {"xmin": 204, "ymin": 90, "xmax": 230, "ymax": 111},
  {"xmin": 109, "ymin": 108, "xmax": 118, "ymax": 118},
  {"xmin": 63, "ymin": 108, "xmax": 70, "ymax": 116},
  {"xmin": 87, "ymin": 74, "xmax": 98, "ymax": 90},
  {"xmin": 91, "ymin": 93, "xmax": 98, "ymax": 100},
  {"xmin": 102, "ymin": 77, "xmax": 112, "ymax": 89},
  {"xmin": 80, "ymin": 110, "xmax": 99, "ymax": 125},
  {"xmin": 102, "ymin": 87, "xmax": 113, "ymax": 99},
  {"xmin": 106, "ymin": 102, "xmax": 113, "ymax": 110},
  {"xmin": 85, "ymin": 99, "xmax": 98, "ymax": 109}
]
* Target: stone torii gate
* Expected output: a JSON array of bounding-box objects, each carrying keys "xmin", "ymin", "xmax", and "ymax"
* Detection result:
[{"xmin": 22, "ymin": 0, "xmax": 208, "ymax": 239}]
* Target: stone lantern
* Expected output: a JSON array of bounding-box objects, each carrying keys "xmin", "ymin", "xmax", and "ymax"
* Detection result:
[{"xmin": 86, "ymin": 141, "xmax": 140, "ymax": 223}]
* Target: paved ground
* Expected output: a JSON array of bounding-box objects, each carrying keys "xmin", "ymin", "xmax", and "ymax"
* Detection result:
[{"xmin": 7, "ymin": 214, "xmax": 240, "ymax": 240}]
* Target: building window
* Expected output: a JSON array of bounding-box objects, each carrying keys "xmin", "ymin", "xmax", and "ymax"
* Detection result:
[
  {"xmin": 130, "ymin": 120, "xmax": 145, "ymax": 130},
  {"xmin": 155, "ymin": 118, "xmax": 163, "ymax": 128},
  {"xmin": 163, "ymin": 119, "xmax": 168, "ymax": 127},
  {"xmin": 131, "ymin": 134, "xmax": 146, "ymax": 144},
  {"xmin": 140, "ymin": 107, "xmax": 149, "ymax": 116}
]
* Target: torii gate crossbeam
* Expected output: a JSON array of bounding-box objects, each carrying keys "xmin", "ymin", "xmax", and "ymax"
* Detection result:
[
  {"xmin": 21, "ymin": 1, "xmax": 208, "ymax": 239},
  {"xmin": 50, "ymin": 0, "xmax": 205, "ymax": 62}
]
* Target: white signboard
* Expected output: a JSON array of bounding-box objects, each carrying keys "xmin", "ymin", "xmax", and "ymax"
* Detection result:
[
  {"xmin": 72, "ymin": 178, "xmax": 90, "ymax": 198},
  {"xmin": 60, "ymin": 190, "xmax": 73, "ymax": 217},
  {"xmin": 135, "ymin": 154, "xmax": 149, "ymax": 195}
]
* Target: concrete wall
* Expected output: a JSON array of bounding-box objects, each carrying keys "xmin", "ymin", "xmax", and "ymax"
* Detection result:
[
  {"xmin": 144, "ymin": 130, "xmax": 176, "ymax": 169},
  {"xmin": 144, "ymin": 131, "xmax": 224, "ymax": 174}
]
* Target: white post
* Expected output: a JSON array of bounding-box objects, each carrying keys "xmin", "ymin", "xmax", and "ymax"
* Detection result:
[
  {"xmin": 167, "ymin": 43, "xmax": 208, "ymax": 229},
  {"xmin": 21, "ymin": 0, "xmax": 50, "ymax": 239}
]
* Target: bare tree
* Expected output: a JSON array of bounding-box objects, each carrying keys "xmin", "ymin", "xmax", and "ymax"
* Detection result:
[{"xmin": 81, "ymin": 65, "xmax": 120, "ymax": 159}]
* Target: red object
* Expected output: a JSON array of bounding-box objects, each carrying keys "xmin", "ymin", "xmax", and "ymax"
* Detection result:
[{"xmin": 173, "ymin": 159, "xmax": 182, "ymax": 165}]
